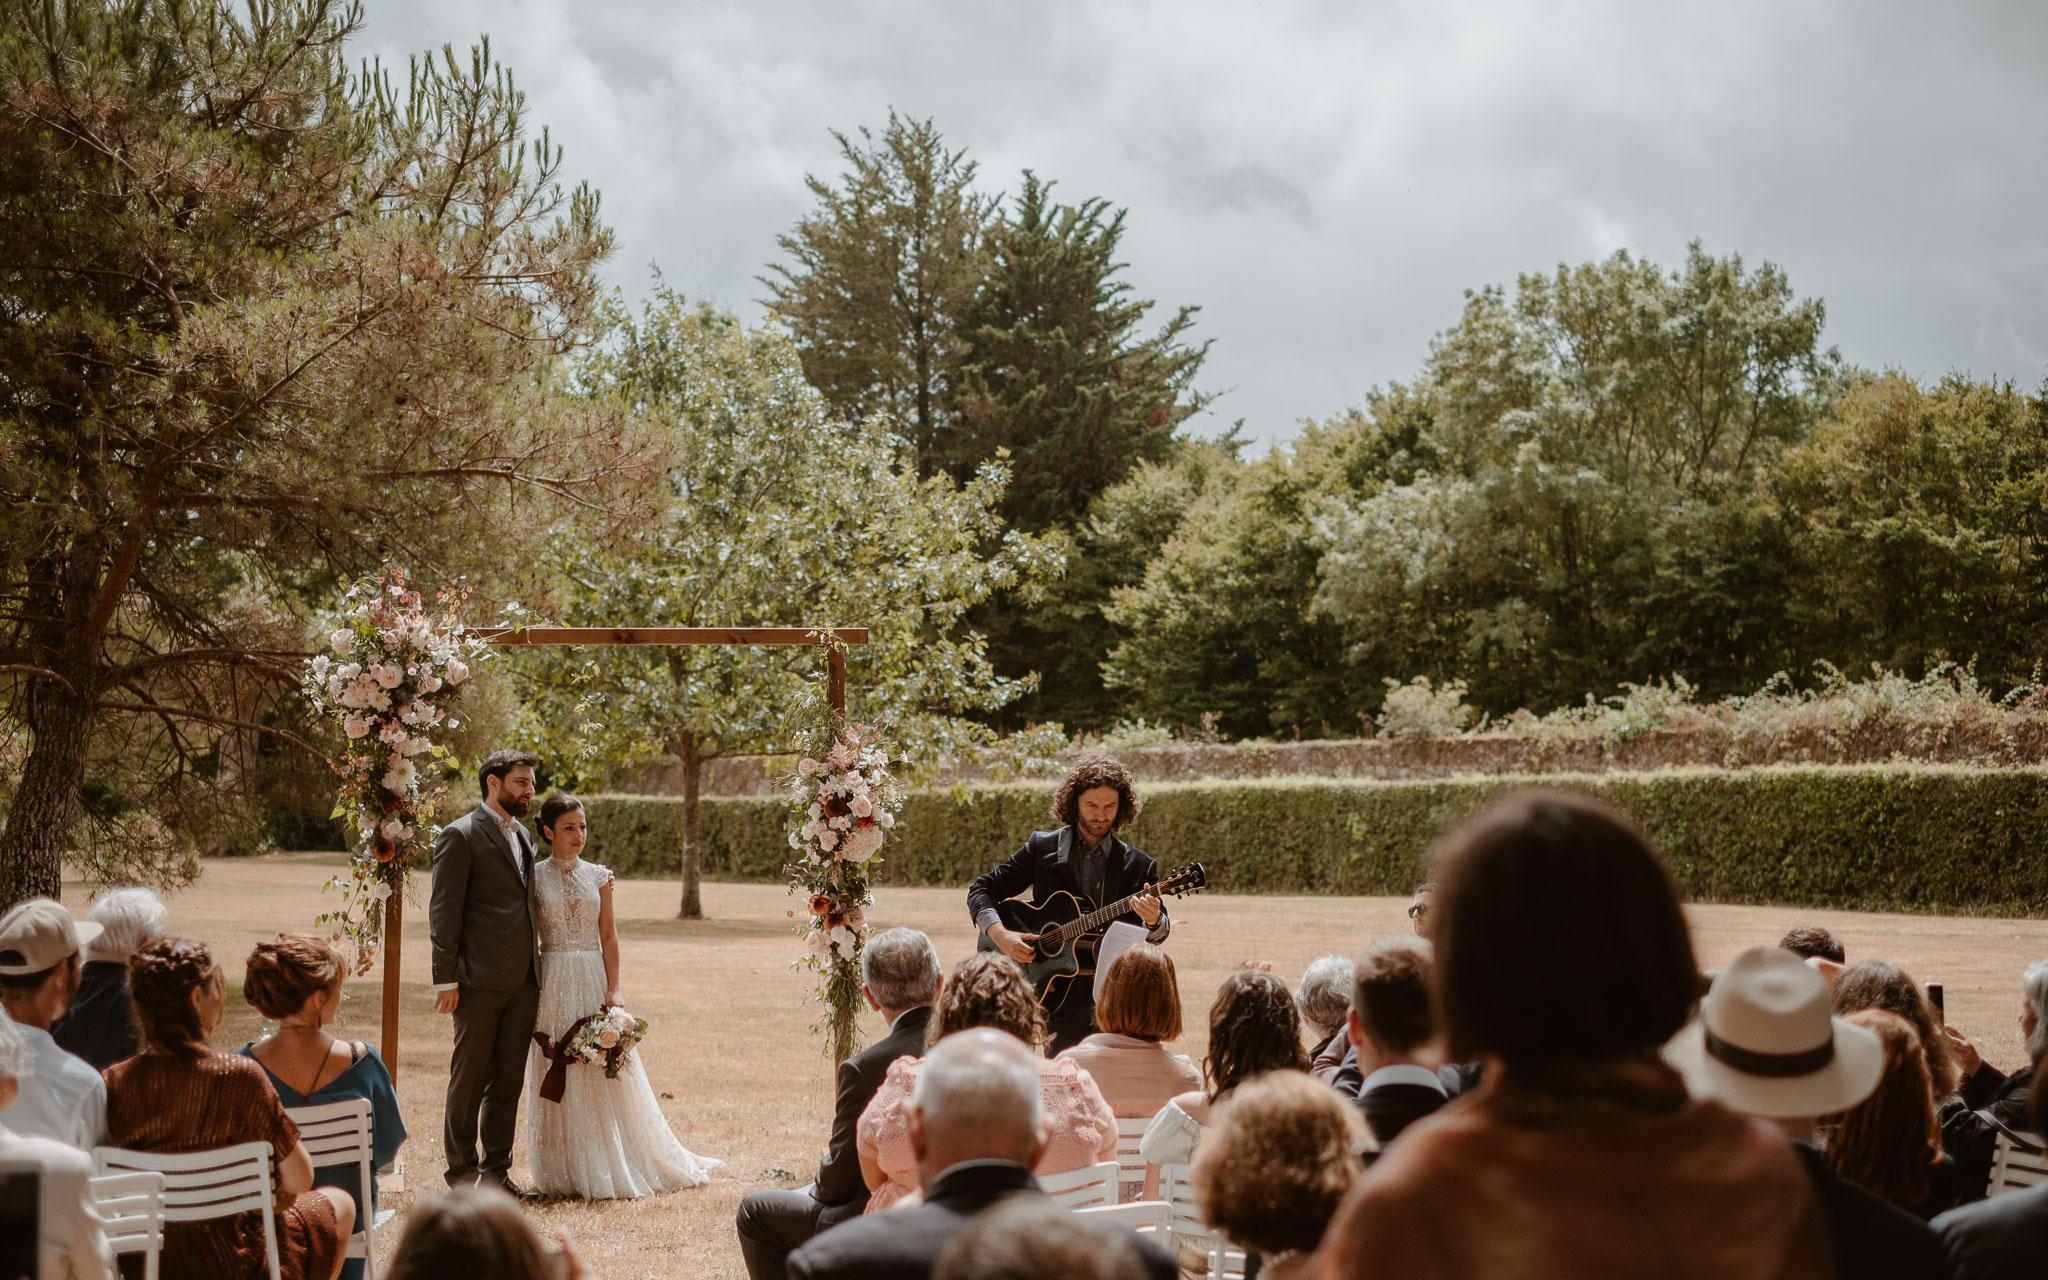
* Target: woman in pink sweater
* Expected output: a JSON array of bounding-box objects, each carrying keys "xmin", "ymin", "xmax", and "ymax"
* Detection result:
[{"xmin": 857, "ymin": 953, "xmax": 1117, "ymax": 1212}]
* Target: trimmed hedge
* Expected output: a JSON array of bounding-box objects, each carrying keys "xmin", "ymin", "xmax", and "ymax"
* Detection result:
[{"xmin": 581, "ymin": 766, "xmax": 2048, "ymax": 915}]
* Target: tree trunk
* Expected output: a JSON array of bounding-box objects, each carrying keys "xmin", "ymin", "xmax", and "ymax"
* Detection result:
[
  {"xmin": 0, "ymin": 683, "xmax": 97, "ymax": 907},
  {"xmin": 677, "ymin": 731, "xmax": 703, "ymax": 919}
]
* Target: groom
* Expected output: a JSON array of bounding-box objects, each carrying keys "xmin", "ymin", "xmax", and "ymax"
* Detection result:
[{"xmin": 430, "ymin": 747, "xmax": 544, "ymax": 1195}]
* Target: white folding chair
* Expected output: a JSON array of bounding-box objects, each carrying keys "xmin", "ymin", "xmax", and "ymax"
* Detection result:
[
  {"xmin": 1113, "ymin": 1115, "xmax": 1152, "ymax": 1200},
  {"xmin": 1077, "ymin": 1198, "xmax": 1170, "ymax": 1237},
  {"xmin": 1158, "ymin": 1163, "xmax": 1245, "ymax": 1280},
  {"xmin": 1984, "ymin": 1116, "xmax": 2048, "ymax": 1197},
  {"xmin": 288, "ymin": 1099, "xmax": 392, "ymax": 1280},
  {"xmin": 1039, "ymin": 1160, "xmax": 1121, "ymax": 1209},
  {"xmin": 90, "ymin": 1170, "xmax": 167, "ymax": 1280},
  {"xmin": 94, "ymin": 1143, "xmax": 281, "ymax": 1280}
]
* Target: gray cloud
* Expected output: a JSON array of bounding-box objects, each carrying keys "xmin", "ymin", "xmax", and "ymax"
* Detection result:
[{"xmin": 358, "ymin": 0, "xmax": 2048, "ymax": 444}]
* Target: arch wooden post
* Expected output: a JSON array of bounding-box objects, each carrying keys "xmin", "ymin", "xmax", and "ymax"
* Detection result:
[{"xmin": 376, "ymin": 626, "xmax": 866, "ymax": 1078}]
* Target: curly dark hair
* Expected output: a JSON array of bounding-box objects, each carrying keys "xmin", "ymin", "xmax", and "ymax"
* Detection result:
[
  {"xmin": 1049, "ymin": 754, "xmax": 1142, "ymax": 831},
  {"xmin": 928, "ymin": 952, "xmax": 1046, "ymax": 1049},
  {"xmin": 1205, "ymin": 969, "xmax": 1307, "ymax": 1101},
  {"xmin": 1832, "ymin": 960, "xmax": 1959, "ymax": 1098},
  {"xmin": 130, "ymin": 937, "xmax": 219, "ymax": 1061}
]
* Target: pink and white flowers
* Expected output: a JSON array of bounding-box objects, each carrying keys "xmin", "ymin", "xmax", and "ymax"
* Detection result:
[{"xmin": 565, "ymin": 1004, "xmax": 647, "ymax": 1079}]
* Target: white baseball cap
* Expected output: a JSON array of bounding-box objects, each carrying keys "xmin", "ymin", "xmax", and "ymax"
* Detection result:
[
  {"xmin": 1669, "ymin": 945, "xmax": 1883, "ymax": 1118},
  {"xmin": 0, "ymin": 897, "xmax": 104, "ymax": 975}
]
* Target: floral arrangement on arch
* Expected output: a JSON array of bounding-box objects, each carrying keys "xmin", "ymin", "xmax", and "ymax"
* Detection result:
[
  {"xmin": 302, "ymin": 565, "xmax": 488, "ymax": 971},
  {"xmin": 785, "ymin": 718, "xmax": 902, "ymax": 1062}
]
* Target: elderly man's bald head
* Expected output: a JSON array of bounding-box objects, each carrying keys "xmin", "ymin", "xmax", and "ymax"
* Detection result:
[{"xmin": 909, "ymin": 1028, "xmax": 1045, "ymax": 1177}]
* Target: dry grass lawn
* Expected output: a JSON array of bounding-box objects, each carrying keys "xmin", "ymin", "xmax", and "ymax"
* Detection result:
[{"xmin": 95, "ymin": 853, "xmax": 2048, "ymax": 1278}]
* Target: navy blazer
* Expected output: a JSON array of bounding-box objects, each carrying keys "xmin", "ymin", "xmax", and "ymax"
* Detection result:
[
  {"xmin": 813, "ymin": 1005, "xmax": 932, "ymax": 1209},
  {"xmin": 966, "ymin": 826, "xmax": 1168, "ymax": 942}
]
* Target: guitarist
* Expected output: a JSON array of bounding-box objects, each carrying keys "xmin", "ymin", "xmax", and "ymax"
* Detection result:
[{"xmin": 968, "ymin": 755, "xmax": 1169, "ymax": 1054}]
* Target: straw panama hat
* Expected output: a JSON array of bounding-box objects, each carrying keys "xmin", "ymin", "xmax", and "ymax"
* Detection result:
[{"xmin": 1669, "ymin": 945, "xmax": 1883, "ymax": 1118}]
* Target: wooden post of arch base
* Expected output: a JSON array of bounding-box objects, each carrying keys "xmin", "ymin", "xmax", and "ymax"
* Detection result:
[{"xmin": 374, "ymin": 626, "xmax": 868, "ymax": 1080}]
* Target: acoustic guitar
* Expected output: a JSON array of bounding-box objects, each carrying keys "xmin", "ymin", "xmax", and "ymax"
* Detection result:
[{"xmin": 976, "ymin": 862, "xmax": 1207, "ymax": 1013}]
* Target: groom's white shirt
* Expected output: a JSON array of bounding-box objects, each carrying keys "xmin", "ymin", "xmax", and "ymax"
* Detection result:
[{"xmin": 433, "ymin": 801, "xmax": 532, "ymax": 992}]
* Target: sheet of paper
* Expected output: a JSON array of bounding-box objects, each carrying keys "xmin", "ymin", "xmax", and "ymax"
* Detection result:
[{"xmin": 1092, "ymin": 920, "xmax": 1152, "ymax": 1003}]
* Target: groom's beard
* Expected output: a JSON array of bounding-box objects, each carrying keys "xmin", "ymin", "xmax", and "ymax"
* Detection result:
[{"xmin": 500, "ymin": 795, "xmax": 533, "ymax": 818}]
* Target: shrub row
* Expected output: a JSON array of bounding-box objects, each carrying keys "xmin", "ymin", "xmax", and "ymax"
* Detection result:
[{"xmin": 582, "ymin": 765, "xmax": 2048, "ymax": 915}]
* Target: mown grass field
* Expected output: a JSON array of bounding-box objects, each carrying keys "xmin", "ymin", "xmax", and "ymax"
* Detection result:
[{"xmin": 105, "ymin": 853, "xmax": 2048, "ymax": 1278}]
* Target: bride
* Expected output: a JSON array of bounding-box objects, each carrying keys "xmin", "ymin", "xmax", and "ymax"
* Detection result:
[{"xmin": 525, "ymin": 791, "xmax": 723, "ymax": 1198}]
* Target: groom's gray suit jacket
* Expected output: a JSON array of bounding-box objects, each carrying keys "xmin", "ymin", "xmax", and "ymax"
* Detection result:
[{"xmin": 429, "ymin": 804, "xmax": 542, "ymax": 991}]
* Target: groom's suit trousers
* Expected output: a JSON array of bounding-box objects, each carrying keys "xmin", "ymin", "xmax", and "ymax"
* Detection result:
[{"xmin": 445, "ymin": 976, "xmax": 541, "ymax": 1183}]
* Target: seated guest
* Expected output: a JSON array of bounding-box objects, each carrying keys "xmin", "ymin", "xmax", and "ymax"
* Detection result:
[
  {"xmin": 857, "ymin": 953, "xmax": 1115, "ymax": 1213},
  {"xmin": 1933, "ymin": 1050, "xmax": 2048, "ymax": 1280},
  {"xmin": 1407, "ymin": 882, "xmax": 1436, "ymax": 940},
  {"xmin": 1952, "ymin": 956, "xmax": 2042, "ymax": 1130},
  {"xmin": 1057, "ymin": 943, "xmax": 1201, "ymax": 1117},
  {"xmin": 737, "ymin": 928, "xmax": 941, "ymax": 1279},
  {"xmin": 1140, "ymin": 968, "xmax": 1307, "ymax": 1168},
  {"xmin": 932, "ymin": 1198, "xmax": 1154, "ymax": 1280},
  {"xmin": 1821, "ymin": 1009, "xmax": 1964, "ymax": 1219},
  {"xmin": 105, "ymin": 938, "xmax": 355, "ymax": 1280},
  {"xmin": 386, "ymin": 1185, "xmax": 587, "ymax": 1280},
  {"xmin": 239, "ymin": 934, "xmax": 405, "ymax": 1280},
  {"xmin": 1778, "ymin": 925, "xmax": 1845, "ymax": 964},
  {"xmin": 1296, "ymin": 954, "xmax": 1355, "ymax": 1086},
  {"xmin": 52, "ymin": 887, "xmax": 165, "ymax": 1070},
  {"xmin": 1193, "ymin": 1070, "xmax": 1370, "ymax": 1280},
  {"xmin": 0, "ymin": 897, "xmax": 107, "ymax": 1147},
  {"xmin": 1673, "ymin": 946, "xmax": 1945, "ymax": 1280},
  {"xmin": 1311, "ymin": 791, "xmax": 1834, "ymax": 1280},
  {"xmin": 1346, "ymin": 937, "xmax": 1445, "ymax": 1145},
  {"xmin": 1832, "ymin": 957, "xmax": 2006, "ymax": 1196},
  {"xmin": 0, "ymin": 1008, "xmax": 114, "ymax": 1280},
  {"xmin": 794, "ymin": 1029, "xmax": 1173, "ymax": 1280}
]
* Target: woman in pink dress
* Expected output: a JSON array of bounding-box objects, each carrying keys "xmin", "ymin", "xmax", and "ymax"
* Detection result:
[{"xmin": 856, "ymin": 952, "xmax": 1117, "ymax": 1212}]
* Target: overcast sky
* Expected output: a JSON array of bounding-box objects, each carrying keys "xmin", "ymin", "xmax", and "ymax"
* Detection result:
[{"xmin": 358, "ymin": 1, "xmax": 2048, "ymax": 447}]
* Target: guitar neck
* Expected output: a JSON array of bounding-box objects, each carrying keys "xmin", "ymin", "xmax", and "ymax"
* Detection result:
[{"xmin": 1053, "ymin": 890, "xmax": 1147, "ymax": 944}]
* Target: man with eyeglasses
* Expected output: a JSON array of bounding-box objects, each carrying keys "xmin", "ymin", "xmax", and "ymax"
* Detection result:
[{"xmin": 1407, "ymin": 883, "xmax": 1436, "ymax": 940}]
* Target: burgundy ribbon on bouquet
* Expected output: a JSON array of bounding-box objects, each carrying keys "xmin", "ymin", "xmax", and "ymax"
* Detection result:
[{"xmin": 531, "ymin": 1014, "xmax": 600, "ymax": 1104}]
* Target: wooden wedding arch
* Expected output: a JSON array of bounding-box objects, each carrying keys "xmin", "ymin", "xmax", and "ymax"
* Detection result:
[{"xmin": 377, "ymin": 626, "xmax": 867, "ymax": 1077}]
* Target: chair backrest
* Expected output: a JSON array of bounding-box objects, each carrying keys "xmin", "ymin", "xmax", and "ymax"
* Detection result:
[
  {"xmin": 1158, "ymin": 1164, "xmax": 1244, "ymax": 1280},
  {"xmin": 1113, "ymin": 1116, "xmax": 1150, "ymax": 1193},
  {"xmin": 1077, "ymin": 1198, "xmax": 1169, "ymax": 1235},
  {"xmin": 286, "ymin": 1099, "xmax": 375, "ymax": 1175},
  {"xmin": 1039, "ymin": 1160, "xmax": 1120, "ymax": 1209},
  {"xmin": 94, "ymin": 1142, "xmax": 282, "ymax": 1280},
  {"xmin": 91, "ymin": 1170, "xmax": 167, "ymax": 1274},
  {"xmin": 1987, "ymin": 1124, "xmax": 2048, "ymax": 1197}
]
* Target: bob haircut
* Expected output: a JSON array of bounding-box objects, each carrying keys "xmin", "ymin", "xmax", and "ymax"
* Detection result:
[
  {"xmin": 1093, "ymin": 943, "xmax": 1184, "ymax": 1042},
  {"xmin": 1431, "ymin": 790, "xmax": 1698, "ymax": 1067}
]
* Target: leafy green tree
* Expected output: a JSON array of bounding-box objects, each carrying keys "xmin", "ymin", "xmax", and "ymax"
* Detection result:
[
  {"xmin": 0, "ymin": 1, "xmax": 638, "ymax": 905},
  {"xmin": 762, "ymin": 113, "xmax": 993, "ymax": 465},
  {"xmin": 948, "ymin": 173, "xmax": 1210, "ymax": 531},
  {"xmin": 518, "ymin": 288, "xmax": 1058, "ymax": 917}
]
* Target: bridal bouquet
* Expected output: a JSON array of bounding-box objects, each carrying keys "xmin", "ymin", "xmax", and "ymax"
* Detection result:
[
  {"xmin": 785, "ymin": 715, "xmax": 902, "ymax": 1062},
  {"xmin": 568, "ymin": 1004, "xmax": 648, "ymax": 1078},
  {"xmin": 303, "ymin": 564, "xmax": 490, "ymax": 970}
]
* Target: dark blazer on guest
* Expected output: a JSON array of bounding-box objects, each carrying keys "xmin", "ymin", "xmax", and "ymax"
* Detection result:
[
  {"xmin": 967, "ymin": 827, "xmax": 1168, "ymax": 942},
  {"xmin": 814, "ymin": 1006, "xmax": 933, "ymax": 1209},
  {"xmin": 1793, "ymin": 1142, "xmax": 1947, "ymax": 1280},
  {"xmin": 428, "ymin": 803, "xmax": 541, "ymax": 991},
  {"xmin": 787, "ymin": 1160, "xmax": 1175, "ymax": 1280},
  {"xmin": 1934, "ymin": 1180, "xmax": 2048, "ymax": 1280},
  {"xmin": 1357, "ymin": 1080, "xmax": 1449, "ymax": 1146},
  {"xmin": 51, "ymin": 959, "xmax": 138, "ymax": 1071}
]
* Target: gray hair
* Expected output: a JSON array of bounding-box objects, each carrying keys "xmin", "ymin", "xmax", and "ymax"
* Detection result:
[
  {"xmin": 0, "ymin": 1006, "xmax": 28, "ymax": 1082},
  {"xmin": 89, "ymin": 888, "xmax": 167, "ymax": 960},
  {"xmin": 2025, "ymin": 958, "xmax": 2048, "ymax": 1062},
  {"xmin": 1297, "ymin": 954, "xmax": 1355, "ymax": 1040},
  {"xmin": 911, "ymin": 1027, "xmax": 1042, "ymax": 1156},
  {"xmin": 862, "ymin": 927, "xmax": 940, "ymax": 1012}
]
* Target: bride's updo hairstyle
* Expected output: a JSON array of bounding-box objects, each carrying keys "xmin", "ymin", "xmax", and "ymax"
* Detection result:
[
  {"xmin": 129, "ymin": 936, "xmax": 220, "ymax": 1061},
  {"xmin": 536, "ymin": 791, "xmax": 584, "ymax": 846},
  {"xmin": 245, "ymin": 934, "xmax": 345, "ymax": 1020}
]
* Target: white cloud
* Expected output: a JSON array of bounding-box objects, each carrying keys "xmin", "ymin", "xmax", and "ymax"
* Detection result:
[{"xmin": 357, "ymin": 0, "xmax": 2048, "ymax": 444}]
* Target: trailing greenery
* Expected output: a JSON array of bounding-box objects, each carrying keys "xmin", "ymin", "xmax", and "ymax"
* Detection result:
[{"xmin": 583, "ymin": 766, "xmax": 2048, "ymax": 915}]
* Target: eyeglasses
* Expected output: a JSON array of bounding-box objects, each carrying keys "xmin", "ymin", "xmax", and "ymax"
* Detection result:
[{"xmin": 1406, "ymin": 903, "xmax": 1430, "ymax": 918}]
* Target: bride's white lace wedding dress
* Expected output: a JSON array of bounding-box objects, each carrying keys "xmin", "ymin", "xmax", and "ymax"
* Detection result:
[{"xmin": 526, "ymin": 856, "xmax": 722, "ymax": 1199}]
